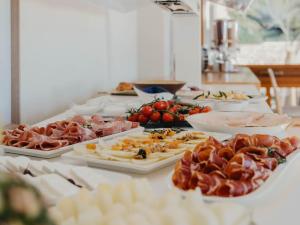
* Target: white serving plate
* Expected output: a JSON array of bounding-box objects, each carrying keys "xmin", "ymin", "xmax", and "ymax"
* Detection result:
[
  {"xmin": 62, "ymin": 131, "xmax": 232, "ymax": 174},
  {"xmin": 168, "ymin": 149, "xmax": 300, "ymax": 206},
  {"xmin": 178, "ymin": 90, "xmax": 266, "ymax": 103},
  {"xmin": 187, "ymin": 112, "xmax": 291, "ymax": 136},
  {"xmin": 179, "ymin": 92, "xmax": 268, "ymax": 112},
  {"xmin": 0, "ymin": 127, "xmax": 144, "ymax": 159},
  {"xmin": 180, "ymin": 98, "xmax": 249, "ymax": 112}
]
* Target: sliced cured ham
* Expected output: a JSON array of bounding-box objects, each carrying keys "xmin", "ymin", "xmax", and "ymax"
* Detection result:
[
  {"xmin": 173, "ymin": 134, "xmax": 299, "ymax": 197},
  {"xmin": 1, "ymin": 115, "xmax": 139, "ymax": 151}
]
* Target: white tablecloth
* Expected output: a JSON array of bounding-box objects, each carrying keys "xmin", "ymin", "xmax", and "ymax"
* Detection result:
[{"xmin": 2, "ymin": 86, "xmax": 300, "ymax": 225}]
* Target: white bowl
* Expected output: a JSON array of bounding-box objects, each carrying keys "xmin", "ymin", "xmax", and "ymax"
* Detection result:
[{"xmin": 214, "ymin": 101, "xmax": 249, "ymax": 112}]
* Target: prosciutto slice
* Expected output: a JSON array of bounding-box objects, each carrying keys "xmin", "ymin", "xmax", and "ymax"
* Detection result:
[
  {"xmin": 173, "ymin": 134, "xmax": 299, "ymax": 197},
  {"xmin": 1, "ymin": 114, "xmax": 138, "ymax": 151}
]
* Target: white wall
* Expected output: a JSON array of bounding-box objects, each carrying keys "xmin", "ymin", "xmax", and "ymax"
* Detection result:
[
  {"xmin": 0, "ymin": 0, "xmax": 11, "ymax": 125},
  {"xmin": 19, "ymin": 0, "xmax": 138, "ymax": 124},
  {"xmin": 17, "ymin": 0, "xmax": 201, "ymax": 124},
  {"xmin": 173, "ymin": 15, "xmax": 201, "ymax": 86},
  {"xmin": 137, "ymin": 4, "xmax": 171, "ymax": 80},
  {"xmin": 107, "ymin": 10, "xmax": 137, "ymax": 87}
]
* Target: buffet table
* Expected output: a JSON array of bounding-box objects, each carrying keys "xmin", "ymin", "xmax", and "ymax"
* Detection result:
[{"xmin": 1, "ymin": 84, "xmax": 300, "ymax": 225}]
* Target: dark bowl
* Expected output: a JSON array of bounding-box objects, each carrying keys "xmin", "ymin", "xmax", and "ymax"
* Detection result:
[{"xmin": 133, "ymin": 80, "xmax": 186, "ymax": 94}]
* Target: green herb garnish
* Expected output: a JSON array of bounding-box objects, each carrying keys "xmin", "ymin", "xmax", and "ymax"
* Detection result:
[
  {"xmin": 268, "ymin": 147, "xmax": 287, "ymax": 165},
  {"xmin": 136, "ymin": 149, "xmax": 147, "ymax": 159},
  {"xmin": 193, "ymin": 93, "xmax": 204, "ymax": 100}
]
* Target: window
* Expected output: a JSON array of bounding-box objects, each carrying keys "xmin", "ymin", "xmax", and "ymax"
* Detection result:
[{"xmin": 205, "ymin": 0, "xmax": 300, "ymax": 65}]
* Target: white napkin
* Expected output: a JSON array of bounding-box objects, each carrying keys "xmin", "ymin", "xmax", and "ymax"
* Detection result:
[{"xmin": 70, "ymin": 167, "xmax": 109, "ymax": 190}]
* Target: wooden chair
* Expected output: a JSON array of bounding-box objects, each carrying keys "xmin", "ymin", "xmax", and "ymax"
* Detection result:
[
  {"xmin": 268, "ymin": 68, "xmax": 300, "ymax": 118},
  {"xmin": 268, "ymin": 68, "xmax": 283, "ymax": 114}
]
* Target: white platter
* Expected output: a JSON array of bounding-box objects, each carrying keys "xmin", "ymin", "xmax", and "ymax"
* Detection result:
[
  {"xmin": 62, "ymin": 131, "xmax": 232, "ymax": 174},
  {"xmin": 180, "ymin": 98, "xmax": 249, "ymax": 112},
  {"xmin": 178, "ymin": 90, "xmax": 267, "ymax": 103},
  {"xmin": 0, "ymin": 127, "xmax": 144, "ymax": 159},
  {"xmin": 179, "ymin": 91, "xmax": 268, "ymax": 112},
  {"xmin": 167, "ymin": 149, "xmax": 300, "ymax": 206},
  {"xmin": 186, "ymin": 112, "xmax": 291, "ymax": 136}
]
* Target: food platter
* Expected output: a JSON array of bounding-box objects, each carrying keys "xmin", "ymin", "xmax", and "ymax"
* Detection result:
[
  {"xmin": 1, "ymin": 122, "xmax": 143, "ymax": 159},
  {"xmin": 0, "ymin": 114, "xmax": 143, "ymax": 158},
  {"xmin": 62, "ymin": 129, "xmax": 232, "ymax": 174},
  {"xmin": 178, "ymin": 90, "xmax": 266, "ymax": 103},
  {"xmin": 168, "ymin": 149, "xmax": 300, "ymax": 205},
  {"xmin": 63, "ymin": 151, "xmax": 184, "ymax": 174},
  {"xmin": 168, "ymin": 134, "xmax": 300, "ymax": 205},
  {"xmin": 187, "ymin": 111, "xmax": 292, "ymax": 135},
  {"xmin": 111, "ymin": 82, "xmax": 137, "ymax": 96},
  {"xmin": 127, "ymin": 99, "xmax": 212, "ymax": 128},
  {"xmin": 178, "ymin": 90, "xmax": 268, "ymax": 112}
]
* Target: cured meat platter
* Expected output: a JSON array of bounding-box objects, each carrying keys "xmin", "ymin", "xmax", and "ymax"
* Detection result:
[
  {"xmin": 0, "ymin": 115, "xmax": 143, "ymax": 159},
  {"xmin": 1, "ymin": 127, "xmax": 143, "ymax": 159},
  {"xmin": 168, "ymin": 134, "xmax": 300, "ymax": 205}
]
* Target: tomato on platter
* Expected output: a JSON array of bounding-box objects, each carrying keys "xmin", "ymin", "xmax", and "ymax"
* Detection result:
[
  {"xmin": 169, "ymin": 107, "xmax": 178, "ymax": 114},
  {"xmin": 138, "ymin": 114, "xmax": 149, "ymax": 124},
  {"xmin": 173, "ymin": 104, "xmax": 182, "ymax": 110},
  {"xmin": 189, "ymin": 108, "xmax": 199, "ymax": 115},
  {"xmin": 167, "ymin": 100, "xmax": 175, "ymax": 106},
  {"xmin": 127, "ymin": 113, "xmax": 139, "ymax": 122},
  {"xmin": 178, "ymin": 114, "xmax": 185, "ymax": 122},
  {"xmin": 169, "ymin": 105, "xmax": 182, "ymax": 113},
  {"xmin": 201, "ymin": 106, "xmax": 212, "ymax": 113},
  {"xmin": 141, "ymin": 105, "xmax": 153, "ymax": 117},
  {"xmin": 189, "ymin": 106, "xmax": 205, "ymax": 115},
  {"xmin": 154, "ymin": 101, "xmax": 169, "ymax": 111},
  {"xmin": 150, "ymin": 111, "xmax": 161, "ymax": 123},
  {"xmin": 162, "ymin": 112, "xmax": 174, "ymax": 123}
]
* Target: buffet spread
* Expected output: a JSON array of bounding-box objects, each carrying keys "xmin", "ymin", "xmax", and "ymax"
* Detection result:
[{"xmin": 0, "ymin": 83, "xmax": 299, "ymax": 225}]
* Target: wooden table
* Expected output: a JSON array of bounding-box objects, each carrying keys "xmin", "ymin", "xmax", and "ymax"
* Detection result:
[
  {"xmin": 202, "ymin": 67, "xmax": 261, "ymax": 88},
  {"xmin": 247, "ymin": 65, "xmax": 300, "ymax": 105}
]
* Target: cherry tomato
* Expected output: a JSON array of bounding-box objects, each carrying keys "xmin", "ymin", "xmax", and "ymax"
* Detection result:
[
  {"xmin": 138, "ymin": 114, "xmax": 149, "ymax": 124},
  {"xmin": 150, "ymin": 111, "xmax": 161, "ymax": 123},
  {"xmin": 189, "ymin": 108, "xmax": 201, "ymax": 115},
  {"xmin": 178, "ymin": 114, "xmax": 185, "ymax": 122},
  {"xmin": 202, "ymin": 106, "xmax": 212, "ymax": 113},
  {"xmin": 169, "ymin": 107, "xmax": 178, "ymax": 113},
  {"xmin": 195, "ymin": 107, "xmax": 203, "ymax": 113},
  {"xmin": 168, "ymin": 100, "xmax": 175, "ymax": 106},
  {"xmin": 162, "ymin": 112, "xmax": 174, "ymax": 123},
  {"xmin": 154, "ymin": 101, "xmax": 168, "ymax": 111},
  {"xmin": 141, "ymin": 105, "xmax": 153, "ymax": 117},
  {"xmin": 173, "ymin": 104, "xmax": 182, "ymax": 111},
  {"xmin": 127, "ymin": 113, "xmax": 139, "ymax": 122}
]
